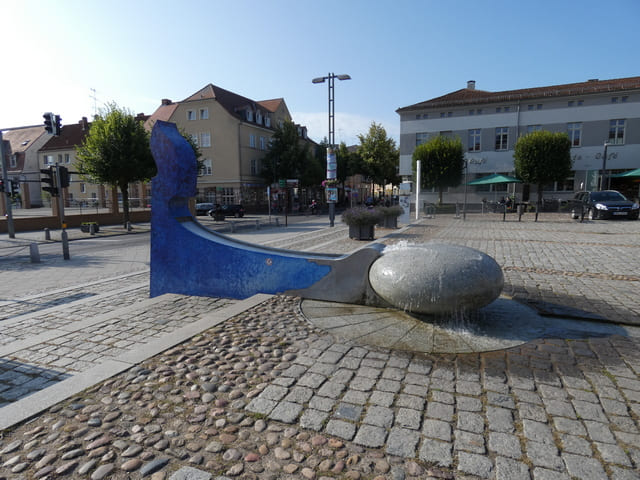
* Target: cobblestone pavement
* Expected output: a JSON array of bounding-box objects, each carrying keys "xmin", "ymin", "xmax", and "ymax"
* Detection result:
[{"xmin": 0, "ymin": 213, "xmax": 639, "ymax": 480}]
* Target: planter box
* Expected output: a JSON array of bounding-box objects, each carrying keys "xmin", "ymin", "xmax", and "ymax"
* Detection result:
[
  {"xmin": 349, "ymin": 224, "xmax": 375, "ymax": 240},
  {"xmin": 80, "ymin": 222, "xmax": 99, "ymax": 233},
  {"xmin": 378, "ymin": 215, "xmax": 398, "ymax": 229}
]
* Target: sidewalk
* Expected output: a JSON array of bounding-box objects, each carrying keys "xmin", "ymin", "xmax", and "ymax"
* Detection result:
[{"xmin": 0, "ymin": 214, "xmax": 639, "ymax": 480}]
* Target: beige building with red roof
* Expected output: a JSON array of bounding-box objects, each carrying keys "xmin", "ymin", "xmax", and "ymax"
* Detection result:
[
  {"xmin": 146, "ymin": 84, "xmax": 309, "ymax": 208},
  {"xmin": 397, "ymin": 76, "xmax": 640, "ymax": 204}
]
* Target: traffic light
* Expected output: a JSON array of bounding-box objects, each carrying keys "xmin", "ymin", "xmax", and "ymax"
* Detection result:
[
  {"xmin": 59, "ymin": 166, "xmax": 70, "ymax": 188},
  {"xmin": 54, "ymin": 115, "xmax": 62, "ymax": 136},
  {"xmin": 9, "ymin": 180, "xmax": 19, "ymax": 197},
  {"xmin": 41, "ymin": 167, "xmax": 58, "ymax": 196},
  {"xmin": 0, "ymin": 180, "xmax": 4, "ymax": 192},
  {"xmin": 43, "ymin": 112, "xmax": 54, "ymax": 134}
]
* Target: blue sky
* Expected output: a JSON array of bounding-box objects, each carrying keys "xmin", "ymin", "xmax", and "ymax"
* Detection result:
[{"xmin": 2, "ymin": 0, "xmax": 639, "ymax": 146}]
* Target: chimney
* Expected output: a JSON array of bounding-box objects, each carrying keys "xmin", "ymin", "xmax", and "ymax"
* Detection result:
[
  {"xmin": 79, "ymin": 117, "xmax": 89, "ymax": 130},
  {"xmin": 161, "ymin": 98, "xmax": 172, "ymax": 105},
  {"xmin": 467, "ymin": 80, "xmax": 476, "ymax": 90}
]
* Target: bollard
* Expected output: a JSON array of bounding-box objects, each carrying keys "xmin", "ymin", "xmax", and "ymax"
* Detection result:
[
  {"xmin": 89, "ymin": 223, "xmax": 97, "ymax": 235},
  {"xmin": 255, "ymin": 220, "xmax": 260, "ymax": 230},
  {"xmin": 230, "ymin": 222, "xmax": 236, "ymax": 233},
  {"xmin": 126, "ymin": 221, "xmax": 132, "ymax": 232},
  {"xmin": 61, "ymin": 230, "xmax": 70, "ymax": 260},
  {"xmin": 44, "ymin": 228, "xmax": 51, "ymax": 241},
  {"xmin": 275, "ymin": 218, "xmax": 280, "ymax": 227},
  {"xmin": 29, "ymin": 243, "xmax": 41, "ymax": 263}
]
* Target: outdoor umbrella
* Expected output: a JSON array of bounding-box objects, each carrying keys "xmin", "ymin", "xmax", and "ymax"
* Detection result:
[
  {"xmin": 610, "ymin": 168, "xmax": 640, "ymax": 178},
  {"xmin": 466, "ymin": 173, "xmax": 522, "ymax": 185}
]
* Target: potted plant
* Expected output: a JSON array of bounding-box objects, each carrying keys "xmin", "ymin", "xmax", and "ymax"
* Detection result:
[
  {"xmin": 342, "ymin": 206, "xmax": 382, "ymax": 240},
  {"xmin": 80, "ymin": 221, "xmax": 99, "ymax": 233},
  {"xmin": 376, "ymin": 205, "xmax": 404, "ymax": 229}
]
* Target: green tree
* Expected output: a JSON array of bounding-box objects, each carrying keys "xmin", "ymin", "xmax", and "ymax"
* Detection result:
[
  {"xmin": 260, "ymin": 120, "xmax": 311, "ymax": 185},
  {"xmin": 412, "ymin": 135, "xmax": 465, "ymax": 204},
  {"xmin": 356, "ymin": 122, "xmax": 399, "ymax": 195},
  {"xmin": 76, "ymin": 103, "xmax": 156, "ymax": 225},
  {"xmin": 514, "ymin": 130, "xmax": 572, "ymax": 214}
]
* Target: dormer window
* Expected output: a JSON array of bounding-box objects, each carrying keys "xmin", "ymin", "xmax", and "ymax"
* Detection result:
[
  {"xmin": 246, "ymin": 109, "xmax": 253, "ymax": 122},
  {"xmin": 265, "ymin": 115, "xmax": 271, "ymax": 127},
  {"xmin": 256, "ymin": 111, "xmax": 263, "ymax": 124}
]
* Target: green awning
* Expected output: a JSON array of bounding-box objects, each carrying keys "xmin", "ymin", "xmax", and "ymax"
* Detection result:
[
  {"xmin": 466, "ymin": 174, "xmax": 522, "ymax": 185},
  {"xmin": 611, "ymin": 168, "xmax": 640, "ymax": 178}
]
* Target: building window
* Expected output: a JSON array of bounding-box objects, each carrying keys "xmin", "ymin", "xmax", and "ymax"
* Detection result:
[
  {"xmin": 468, "ymin": 129, "xmax": 481, "ymax": 152},
  {"xmin": 246, "ymin": 110, "xmax": 253, "ymax": 122},
  {"xmin": 495, "ymin": 127, "xmax": 509, "ymax": 150},
  {"xmin": 537, "ymin": 104, "xmax": 542, "ymax": 110},
  {"xmin": 621, "ymin": 96, "xmax": 628, "ymax": 103},
  {"xmin": 440, "ymin": 112, "xmax": 445, "ymax": 118},
  {"xmin": 567, "ymin": 123, "xmax": 582, "ymax": 147},
  {"xmin": 415, "ymin": 114, "xmax": 421, "ymax": 119},
  {"xmin": 469, "ymin": 110, "xmax": 475, "ymax": 115},
  {"xmin": 440, "ymin": 130, "xmax": 452, "ymax": 138},
  {"xmin": 191, "ymin": 133, "xmax": 199, "ymax": 146},
  {"xmin": 251, "ymin": 158, "xmax": 258, "ymax": 175},
  {"xmin": 200, "ymin": 132, "xmax": 211, "ymax": 148},
  {"xmin": 447, "ymin": 112, "xmax": 453, "ymax": 117},
  {"xmin": 609, "ymin": 119, "xmax": 625, "ymax": 145},
  {"xmin": 527, "ymin": 125, "xmax": 542, "ymax": 133},
  {"xmin": 476, "ymin": 109, "xmax": 482, "ymax": 115},
  {"xmin": 259, "ymin": 136, "xmax": 266, "ymax": 150},
  {"xmin": 65, "ymin": 154, "xmax": 71, "ymax": 164},
  {"xmin": 495, "ymin": 107, "xmax": 501, "ymax": 113},
  {"xmin": 80, "ymin": 183, "xmax": 86, "ymax": 194},
  {"xmin": 10, "ymin": 154, "xmax": 17, "ymax": 168},
  {"xmin": 202, "ymin": 159, "xmax": 212, "ymax": 176},
  {"xmin": 265, "ymin": 116, "xmax": 271, "ymax": 127},
  {"xmin": 256, "ymin": 111, "xmax": 263, "ymax": 124},
  {"xmin": 611, "ymin": 97, "xmax": 618, "ymax": 103},
  {"xmin": 504, "ymin": 106, "xmax": 510, "ymax": 112},
  {"xmin": 187, "ymin": 110, "xmax": 196, "ymax": 121},
  {"xmin": 199, "ymin": 108, "xmax": 209, "ymax": 120},
  {"xmin": 527, "ymin": 105, "xmax": 534, "ymax": 111},
  {"xmin": 221, "ymin": 187, "xmax": 235, "ymax": 204},
  {"xmin": 568, "ymin": 101, "xmax": 574, "ymax": 107},
  {"xmin": 577, "ymin": 100, "xmax": 583, "ymax": 106},
  {"xmin": 249, "ymin": 134, "xmax": 256, "ymax": 148},
  {"xmin": 416, "ymin": 132, "xmax": 430, "ymax": 146}
]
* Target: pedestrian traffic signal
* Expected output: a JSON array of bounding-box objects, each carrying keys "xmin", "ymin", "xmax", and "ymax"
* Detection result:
[
  {"xmin": 43, "ymin": 112, "xmax": 54, "ymax": 134},
  {"xmin": 54, "ymin": 115, "xmax": 62, "ymax": 136},
  {"xmin": 58, "ymin": 166, "xmax": 70, "ymax": 188},
  {"xmin": 9, "ymin": 180, "xmax": 19, "ymax": 197},
  {"xmin": 40, "ymin": 167, "xmax": 58, "ymax": 196}
]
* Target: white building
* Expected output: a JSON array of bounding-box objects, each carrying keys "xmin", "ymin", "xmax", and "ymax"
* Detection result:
[{"xmin": 397, "ymin": 77, "xmax": 640, "ymax": 205}]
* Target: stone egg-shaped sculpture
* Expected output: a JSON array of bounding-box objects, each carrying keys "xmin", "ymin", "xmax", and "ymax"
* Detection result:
[{"xmin": 368, "ymin": 243, "xmax": 504, "ymax": 315}]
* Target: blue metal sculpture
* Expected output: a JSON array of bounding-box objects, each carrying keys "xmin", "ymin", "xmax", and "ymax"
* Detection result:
[{"xmin": 149, "ymin": 121, "xmax": 382, "ymax": 303}]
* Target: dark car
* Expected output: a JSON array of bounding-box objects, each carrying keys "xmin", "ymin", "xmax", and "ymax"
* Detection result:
[
  {"xmin": 195, "ymin": 203, "xmax": 214, "ymax": 215},
  {"xmin": 570, "ymin": 190, "xmax": 639, "ymax": 220},
  {"xmin": 209, "ymin": 204, "xmax": 245, "ymax": 219}
]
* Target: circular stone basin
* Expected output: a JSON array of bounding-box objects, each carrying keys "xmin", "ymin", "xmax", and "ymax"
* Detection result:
[{"xmin": 368, "ymin": 243, "xmax": 504, "ymax": 315}]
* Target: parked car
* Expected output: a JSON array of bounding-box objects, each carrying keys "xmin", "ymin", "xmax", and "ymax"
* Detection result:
[
  {"xmin": 569, "ymin": 190, "xmax": 639, "ymax": 220},
  {"xmin": 208, "ymin": 204, "xmax": 245, "ymax": 219},
  {"xmin": 195, "ymin": 203, "xmax": 214, "ymax": 215}
]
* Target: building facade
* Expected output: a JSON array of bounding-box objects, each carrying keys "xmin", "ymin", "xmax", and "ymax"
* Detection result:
[
  {"xmin": 146, "ymin": 84, "xmax": 311, "ymax": 209},
  {"xmin": 397, "ymin": 77, "xmax": 640, "ymax": 204}
]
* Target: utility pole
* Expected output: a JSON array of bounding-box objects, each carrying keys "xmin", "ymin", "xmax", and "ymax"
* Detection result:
[{"xmin": 0, "ymin": 131, "xmax": 16, "ymax": 238}]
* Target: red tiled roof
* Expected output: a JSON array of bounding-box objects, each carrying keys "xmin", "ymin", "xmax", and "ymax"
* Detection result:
[
  {"xmin": 144, "ymin": 102, "xmax": 179, "ymax": 131},
  {"xmin": 40, "ymin": 119, "xmax": 92, "ymax": 151},
  {"xmin": 397, "ymin": 76, "xmax": 640, "ymax": 112},
  {"xmin": 182, "ymin": 84, "xmax": 281, "ymax": 122},
  {"xmin": 258, "ymin": 98, "xmax": 284, "ymax": 113}
]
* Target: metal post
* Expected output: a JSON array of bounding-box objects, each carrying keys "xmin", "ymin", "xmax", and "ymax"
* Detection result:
[
  {"xmin": 463, "ymin": 160, "xmax": 468, "ymax": 221},
  {"xmin": 29, "ymin": 243, "xmax": 41, "ymax": 263},
  {"xmin": 55, "ymin": 163, "xmax": 70, "ymax": 259},
  {"xmin": 415, "ymin": 160, "xmax": 421, "ymax": 220},
  {"xmin": 601, "ymin": 142, "xmax": 609, "ymax": 191},
  {"xmin": 0, "ymin": 132, "xmax": 16, "ymax": 238}
]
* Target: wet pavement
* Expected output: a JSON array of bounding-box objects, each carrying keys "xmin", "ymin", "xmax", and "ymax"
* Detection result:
[{"xmin": 0, "ymin": 212, "xmax": 639, "ymax": 480}]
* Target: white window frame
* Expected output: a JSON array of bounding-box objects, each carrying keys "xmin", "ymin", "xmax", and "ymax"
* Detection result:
[
  {"xmin": 468, "ymin": 129, "xmax": 481, "ymax": 152},
  {"xmin": 265, "ymin": 116, "xmax": 271, "ymax": 127},
  {"xmin": 80, "ymin": 182, "xmax": 86, "ymax": 193},
  {"xmin": 65, "ymin": 153, "xmax": 71, "ymax": 164},
  {"xmin": 191, "ymin": 133, "xmax": 199, "ymax": 146},
  {"xmin": 9, "ymin": 154, "xmax": 17, "ymax": 168},
  {"xmin": 609, "ymin": 119, "xmax": 625, "ymax": 145},
  {"xmin": 495, "ymin": 127, "xmax": 509, "ymax": 151},
  {"xmin": 416, "ymin": 132, "xmax": 430, "ymax": 146},
  {"xmin": 203, "ymin": 159, "xmax": 212, "ymax": 175},
  {"xmin": 249, "ymin": 134, "xmax": 256, "ymax": 148},
  {"xmin": 199, "ymin": 108, "xmax": 209, "ymax": 120},
  {"xmin": 200, "ymin": 132, "xmax": 211, "ymax": 148},
  {"xmin": 259, "ymin": 136, "xmax": 266, "ymax": 150},
  {"xmin": 251, "ymin": 158, "xmax": 258, "ymax": 175},
  {"xmin": 567, "ymin": 122, "xmax": 582, "ymax": 147},
  {"xmin": 187, "ymin": 110, "xmax": 196, "ymax": 121}
]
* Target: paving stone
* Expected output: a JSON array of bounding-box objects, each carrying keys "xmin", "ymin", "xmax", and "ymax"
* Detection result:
[
  {"xmin": 487, "ymin": 391, "xmax": 515, "ymax": 408},
  {"xmin": 526, "ymin": 441, "xmax": 563, "ymax": 471},
  {"xmin": 169, "ymin": 466, "xmax": 212, "ymax": 480},
  {"xmin": 422, "ymin": 419, "xmax": 452, "ymax": 441},
  {"xmin": 552, "ymin": 417, "xmax": 586, "ymax": 435},
  {"xmin": 543, "ymin": 399, "xmax": 576, "ymax": 418},
  {"xmin": 299, "ymin": 409, "xmax": 328, "ymax": 431},
  {"xmin": 395, "ymin": 408, "xmax": 421, "ymax": 430},
  {"xmin": 369, "ymin": 390, "xmax": 395, "ymax": 407},
  {"xmin": 562, "ymin": 453, "xmax": 608, "ymax": 480},
  {"xmin": 352, "ymin": 424, "xmax": 387, "ymax": 448},
  {"xmin": 418, "ymin": 438, "xmax": 452, "ymax": 467},
  {"xmin": 559, "ymin": 434, "xmax": 592, "ymax": 456},
  {"xmin": 594, "ymin": 442, "xmax": 632, "ymax": 467},
  {"xmin": 245, "ymin": 397, "xmax": 277, "ymax": 415},
  {"xmin": 363, "ymin": 405, "xmax": 394, "ymax": 428},
  {"xmin": 350, "ymin": 376, "xmax": 377, "ymax": 391},
  {"xmin": 333, "ymin": 403, "xmax": 362, "ymax": 422},
  {"xmin": 519, "ymin": 402, "xmax": 548, "ymax": 422},
  {"xmin": 268, "ymin": 401, "xmax": 303, "ymax": 423},
  {"xmin": 426, "ymin": 401, "xmax": 454, "ymax": 421},
  {"xmin": 495, "ymin": 456, "xmax": 530, "ymax": 480},
  {"xmin": 522, "ymin": 419, "xmax": 555, "ymax": 444},
  {"xmin": 454, "ymin": 429, "xmax": 486, "ymax": 454},
  {"xmin": 531, "ymin": 467, "xmax": 570, "ymax": 480},
  {"xmin": 283, "ymin": 386, "xmax": 314, "ymax": 404},
  {"xmin": 489, "ymin": 432, "xmax": 522, "ymax": 459},
  {"xmin": 457, "ymin": 451, "xmax": 494, "ymax": 478},
  {"xmin": 456, "ymin": 395, "xmax": 483, "ymax": 411},
  {"xmin": 324, "ymin": 420, "xmax": 355, "ymax": 441},
  {"xmin": 571, "ymin": 400, "xmax": 608, "ymax": 422},
  {"xmin": 395, "ymin": 393, "xmax": 424, "ymax": 410},
  {"xmin": 385, "ymin": 427, "xmax": 420, "ymax": 458},
  {"xmin": 486, "ymin": 406, "xmax": 514, "ymax": 433},
  {"xmin": 308, "ymin": 395, "xmax": 335, "ymax": 412},
  {"xmin": 341, "ymin": 389, "xmax": 369, "ymax": 405},
  {"xmin": 297, "ymin": 372, "xmax": 326, "ymax": 388},
  {"xmin": 457, "ymin": 411, "xmax": 484, "ymax": 434},
  {"xmin": 584, "ymin": 420, "xmax": 616, "ymax": 443}
]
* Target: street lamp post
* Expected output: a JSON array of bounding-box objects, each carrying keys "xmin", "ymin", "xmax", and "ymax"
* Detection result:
[
  {"xmin": 312, "ymin": 72, "xmax": 351, "ymax": 227},
  {"xmin": 601, "ymin": 142, "xmax": 611, "ymax": 191}
]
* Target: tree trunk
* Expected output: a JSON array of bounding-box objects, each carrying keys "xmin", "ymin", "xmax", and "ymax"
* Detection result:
[{"xmin": 120, "ymin": 181, "xmax": 130, "ymax": 227}]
